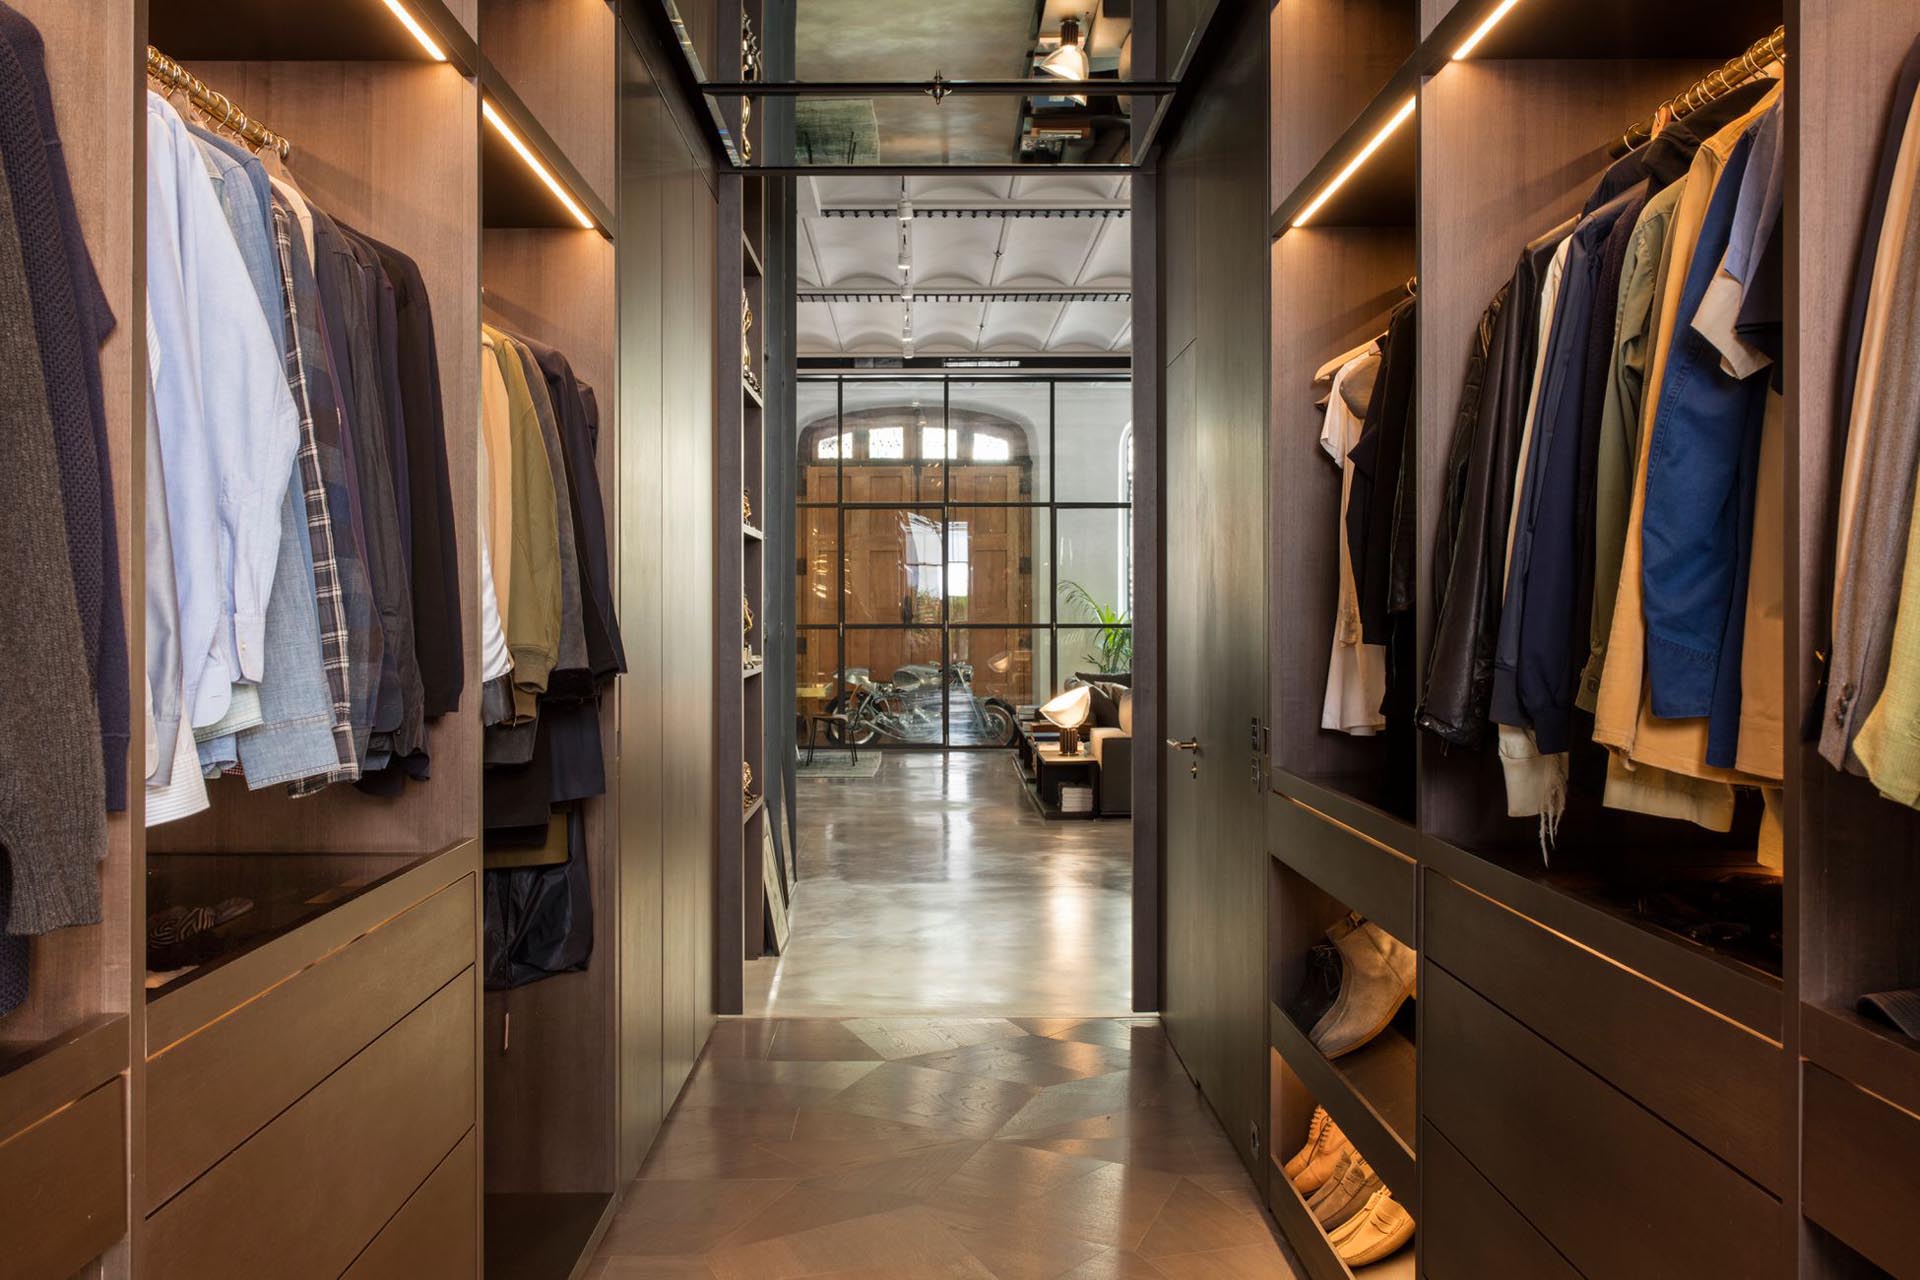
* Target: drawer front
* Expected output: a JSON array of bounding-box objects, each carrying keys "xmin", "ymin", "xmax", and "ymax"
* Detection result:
[
  {"xmin": 343, "ymin": 1129, "xmax": 477, "ymax": 1279},
  {"xmin": 1422, "ymin": 1122, "xmax": 1580, "ymax": 1280},
  {"xmin": 0, "ymin": 1079, "xmax": 125, "ymax": 1278},
  {"xmin": 146, "ymin": 875, "xmax": 475, "ymax": 1210},
  {"xmin": 1424, "ymin": 870, "xmax": 1788, "ymax": 1192},
  {"xmin": 1804, "ymin": 1064, "xmax": 1920, "ymax": 1277},
  {"xmin": 1270, "ymin": 791, "xmax": 1416, "ymax": 945},
  {"xmin": 147, "ymin": 972, "xmax": 476, "ymax": 1280},
  {"xmin": 1424, "ymin": 964, "xmax": 1782, "ymax": 1280}
]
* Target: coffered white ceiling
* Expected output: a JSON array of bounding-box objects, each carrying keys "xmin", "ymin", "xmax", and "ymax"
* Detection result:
[{"xmin": 798, "ymin": 173, "xmax": 1133, "ymax": 358}]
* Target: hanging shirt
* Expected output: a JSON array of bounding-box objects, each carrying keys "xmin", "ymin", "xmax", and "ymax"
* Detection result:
[
  {"xmin": 1321, "ymin": 346, "xmax": 1387, "ymax": 736},
  {"xmin": 146, "ymin": 91, "xmax": 299, "ymax": 732}
]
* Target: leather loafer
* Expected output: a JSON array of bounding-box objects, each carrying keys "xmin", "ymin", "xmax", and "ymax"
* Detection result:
[
  {"xmin": 1283, "ymin": 1106, "xmax": 1335, "ymax": 1182},
  {"xmin": 1329, "ymin": 1187, "xmax": 1414, "ymax": 1266},
  {"xmin": 1309, "ymin": 916, "xmax": 1416, "ymax": 1059},
  {"xmin": 1304, "ymin": 1148, "xmax": 1355, "ymax": 1213},
  {"xmin": 1311, "ymin": 1150, "xmax": 1382, "ymax": 1231}
]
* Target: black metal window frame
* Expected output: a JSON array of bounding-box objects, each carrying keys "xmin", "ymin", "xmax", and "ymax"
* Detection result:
[{"xmin": 797, "ymin": 372, "xmax": 1134, "ymax": 749}]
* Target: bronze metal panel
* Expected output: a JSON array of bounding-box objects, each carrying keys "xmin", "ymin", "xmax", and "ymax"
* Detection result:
[
  {"xmin": 1426, "ymin": 870, "xmax": 1789, "ymax": 1192},
  {"xmin": 146, "ymin": 878, "xmax": 475, "ymax": 1211},
  {"xmin": 0, "ymin": 1079, "xmax": 126, "ymax": 1280},
  {"xmin": 146, "ymin": 974, "xmax": 476, "ymax": 1280},
  {"xmin": 1424, "ymin": 964, "xmax": 1782, "ymax": 1279},
  {"xmin": 343, "ymin": 1129, "xmax": 479, "ymax": 1279}
]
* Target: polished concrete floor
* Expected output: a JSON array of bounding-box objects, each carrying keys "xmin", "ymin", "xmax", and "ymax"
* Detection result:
[
  {"xmin": 588, "ymin": 1016, "xmax": 1296, "ymax": 1278},
  {"xmin": 742, "ymin": 752, "xmax": 1134, "ymax": 1018}
]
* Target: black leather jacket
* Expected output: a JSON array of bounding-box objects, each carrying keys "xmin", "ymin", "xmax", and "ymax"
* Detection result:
[{"xmin": 1416, "ymin": 222, "xmax": 1569, "ymax": 747}]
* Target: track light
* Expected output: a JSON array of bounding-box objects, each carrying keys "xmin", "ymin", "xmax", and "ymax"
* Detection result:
[
  {"xmin": 1292, "ymin": 96, "xmax": 1414, "ymax": 229},
  {"xmin": 1039, "ymin": 16, "xmax": 1090, "ymax": 105},
  {"xmin": 381, "ymin": 0, "xmax": 448, "ymax": 61},
  {"xmin": 1452, "ymin": 0, "xmax": 1525, "ymax": 59}
]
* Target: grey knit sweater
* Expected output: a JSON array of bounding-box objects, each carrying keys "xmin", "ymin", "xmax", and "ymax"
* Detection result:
[{"xmin": 0, "ymin": 142, "xmax": 105, "ymax": 937}]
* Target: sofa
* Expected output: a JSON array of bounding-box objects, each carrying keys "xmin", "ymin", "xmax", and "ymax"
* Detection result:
[{"xmin": 1070, "ymin": 675, "xmax": 1133, "ymax": 817}]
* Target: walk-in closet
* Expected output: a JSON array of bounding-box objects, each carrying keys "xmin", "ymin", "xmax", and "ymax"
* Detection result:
[
  {"xmin": 0, "ymin": 0, "xmax": 718, "ymax": 1275},
  {"xmin": 1254, "ymin": 0, "xmax": 1920, "ymax": 1273}
]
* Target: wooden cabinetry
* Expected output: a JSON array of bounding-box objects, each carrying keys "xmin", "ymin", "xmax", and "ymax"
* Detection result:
[
  {"xmin": 2, "ymin": 0, "xmax": 721, "ymax": 1274},
  {"xmin": 1254, "ymin": 0, "xmax": 1920, "ymax": 1276}
]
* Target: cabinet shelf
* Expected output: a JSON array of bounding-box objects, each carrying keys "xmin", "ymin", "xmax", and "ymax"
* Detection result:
[
  {"xmin": 1270, "ymin": 1000, "xmax": 1417, "ymax": 1204},
  {"xmin": 743, "ymin": 523, "xmax": 764, "ymax": 541},
  {"xmin": 743, "ymin": 377, "xmax": 765, "ymax": 408},
  {"xmin": 743, "ymin": 232, "xmax": 764, "ymax": 278}
]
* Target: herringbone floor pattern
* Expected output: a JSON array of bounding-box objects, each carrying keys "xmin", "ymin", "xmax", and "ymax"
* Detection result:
[{"xmin": 589, "ymin": 1016, "xmax": 1295, "ymax": 1278}]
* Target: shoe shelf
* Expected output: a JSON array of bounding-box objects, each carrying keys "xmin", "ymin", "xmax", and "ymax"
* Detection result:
[
  {"xmin": 1270, "ymin": 1001, "xmax": 1417, "ymax": 1204},
  {"xmin": 1264, "ymin": 1148, "xmax": 1419, "ymax": 1280},
  {"xmin": 1270, "ymin": 778, "xmax": 1418, "ymax": 948}
]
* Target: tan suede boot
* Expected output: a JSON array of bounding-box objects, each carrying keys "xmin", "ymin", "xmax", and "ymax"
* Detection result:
[{"xmin": 1282, "ymin": 1105, "xmax": 1334, "ymax": 1182}]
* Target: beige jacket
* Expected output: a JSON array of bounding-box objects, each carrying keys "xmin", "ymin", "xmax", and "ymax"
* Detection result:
[{"xmin": 1593, "ymin": 86, "xmax": 1782, "ymax": 809}]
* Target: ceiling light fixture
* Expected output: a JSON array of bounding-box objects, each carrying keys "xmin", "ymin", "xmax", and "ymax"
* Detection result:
[
  {"xmin": 1292, "ymin": 95, "xmax": 1414, "ymax": 229},
  {"xmin": 1038, "ymin": 16, "xmax": 1090, "ymax": 105},
  {"xmin": 483, "ymin": 100, "xmax": 595, "ymax": 230},
  {"xmin": 1452, "ymin": 0, "xmax": 1524, "ymax": 59},
  {"xmin": 381, "ymin": 0, "xmax": 448, "ymax": 61}
]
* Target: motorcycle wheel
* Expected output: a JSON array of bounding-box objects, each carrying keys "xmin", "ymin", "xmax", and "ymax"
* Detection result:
[
  {"xmin": 824, "ymin": 692, "xmax": 881, "ymax": 746},
  {"xmin": 979, "ymin": 698, "xmax": 1018, "ymax": 748}
]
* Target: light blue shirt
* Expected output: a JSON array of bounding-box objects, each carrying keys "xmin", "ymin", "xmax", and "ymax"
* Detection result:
[{"xmin": 146, "ymin": 92, "xmax": 300, "ymax": 729}]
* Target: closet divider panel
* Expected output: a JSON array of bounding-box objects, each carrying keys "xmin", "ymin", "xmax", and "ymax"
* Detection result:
[
  {"xmin": 1791, "ymin": 1, "xmax": 1920, "ymax": 1272},
  {"xmin": 661, "ymin": 153, "xmax": 719, "ymax": 1090},
  {"xmin": 478, "ymin": 0, "xmax": 617, "ymax": 209},
  {"xmin": 613, "ymin": 20, "xmax": 674, "ymax": 1176},
  {"xmin": 144, "ymin": 59, "xmax": 483, "ymax": 858},
  {"xmin": 0, "ymin": 0, "xmax": 140, "ymax": 1067},
  {"xmin": 1791, "ymin": 0, "xmax": 1920, "ymax": 1062},
  {"xmin": 478, "ymin": 228, "xmax": 620, "ymax": 1199}
]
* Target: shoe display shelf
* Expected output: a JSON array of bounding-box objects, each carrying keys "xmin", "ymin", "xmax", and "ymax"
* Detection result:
[{"xmin": 1257, "ymin": 0, "xmax": 1876, "ymax": 1273}]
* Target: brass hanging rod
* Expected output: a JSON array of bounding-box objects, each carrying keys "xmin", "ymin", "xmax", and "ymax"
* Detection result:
[
  {"xmin": 146, "ymin": 45, "xmax": 292, "ymax": 161},
  {"xmin": 1611, "ymin": 25, "xmax": 1786, "ymax": 157}
]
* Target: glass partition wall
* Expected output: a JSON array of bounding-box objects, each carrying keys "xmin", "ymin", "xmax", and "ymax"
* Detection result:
[{"xmin": 798, "ymin": 376, "xmax": 1132, "ymax": 747}]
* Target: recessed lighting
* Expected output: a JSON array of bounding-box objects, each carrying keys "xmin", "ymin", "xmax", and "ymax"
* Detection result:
[
  {"xmin": 1452, "ymin": 0, "xmax": 1525, "ymax": 60},
  {"xmin": 1292, "ymin": 96, "xmax": 1414, "ymax": 229},
  {"xmin": 483, "ymin": 100, "xmax": 595, "ymax": 231},
  {"xmin": 381, "ymin": 0, "xmax": 448, "ymax": 62}
]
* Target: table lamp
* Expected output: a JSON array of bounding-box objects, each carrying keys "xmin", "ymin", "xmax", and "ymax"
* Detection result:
[{"xmin": 1040, "ymin": 685, "xmax": 1093, "ymax": 755}]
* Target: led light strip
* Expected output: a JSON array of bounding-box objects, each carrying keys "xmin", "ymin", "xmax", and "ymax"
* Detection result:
[
  {"xmin": 1292, "ymin": 95, "xmax": 1415, "ymax": 229},
  {"xmin": 482, "ymin": 99, "xmax": 597, "ymax": 231},
  {"xmin": 1452, "ymin": 0, "xmax": 1525, "ymax": 60},
  {"xmin": 381, "ymin": 0, "xmax": 448, "ymax": 61}
]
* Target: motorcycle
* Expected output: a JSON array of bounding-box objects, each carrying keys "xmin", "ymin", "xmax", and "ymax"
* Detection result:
[{"xmin": 826, "ymin": 661, "xmax": 1018, "ymax": 748}]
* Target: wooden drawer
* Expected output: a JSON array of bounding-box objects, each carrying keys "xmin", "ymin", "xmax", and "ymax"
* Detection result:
[
  {"xmin": 0, "ymin": 1078, "xmax": 125, "ymax": 1278},
  {"xmin": 1424, "ymin": 964, "xmax": 1782, "ymax": 1280},
  {"xmin": 1422, "ymin": 1122, "xmax": 1579, "ymax": 1280},
  {"xmin": 1424, "ymin": 870, "xmax": 1788, "ymax": 1192},
  {"xmin": 146, "ymin": 972, "xmax": 476, "ymax": 1280},
  {"xmin": 146, "ymin": 875, "xmax": 475, "ymax": 1210},
  {"xmin": 343, "ymin": 1129, "xmax": 477, "ymax": 1279},
  {"xmin": 1804, "ymin": 1063, "xmax": 1920, "ymax": 1277}
]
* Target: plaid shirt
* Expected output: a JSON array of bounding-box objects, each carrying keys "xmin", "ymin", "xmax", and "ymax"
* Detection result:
[{"xmin": 272, "ymin": 202, "xmax": 358, "ymax": 788}]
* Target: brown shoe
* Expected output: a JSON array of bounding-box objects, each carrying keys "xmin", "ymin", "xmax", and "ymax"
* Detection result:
[
  {"xmin": 1282, "ymin": 1106, "xmax": 1335, "ymax": 1182},
  {"xmin": 1309, "ymin": 918, "xmax": 1416, "ymax": 1059},
  {"xmin": 1311, "ymin": 1150, "xmax": 1382, "ymax": 1230},
  {"xmin": 1291, "ymin": 1124, "xmax": 1352, "ymax": 1195},
  {"xmin": 1329, "ymin": 1187, "xmax": 1414, "ymax": 1265},
  {"xmin": 1304, "ymin": 1148, "xmax": 1355, "ymax": 1213}
]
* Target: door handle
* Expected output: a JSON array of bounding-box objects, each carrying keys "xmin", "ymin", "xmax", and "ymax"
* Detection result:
[{"xmin": 1166, "ymin": 738, "xmax": 1200, "ymax": 751}]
